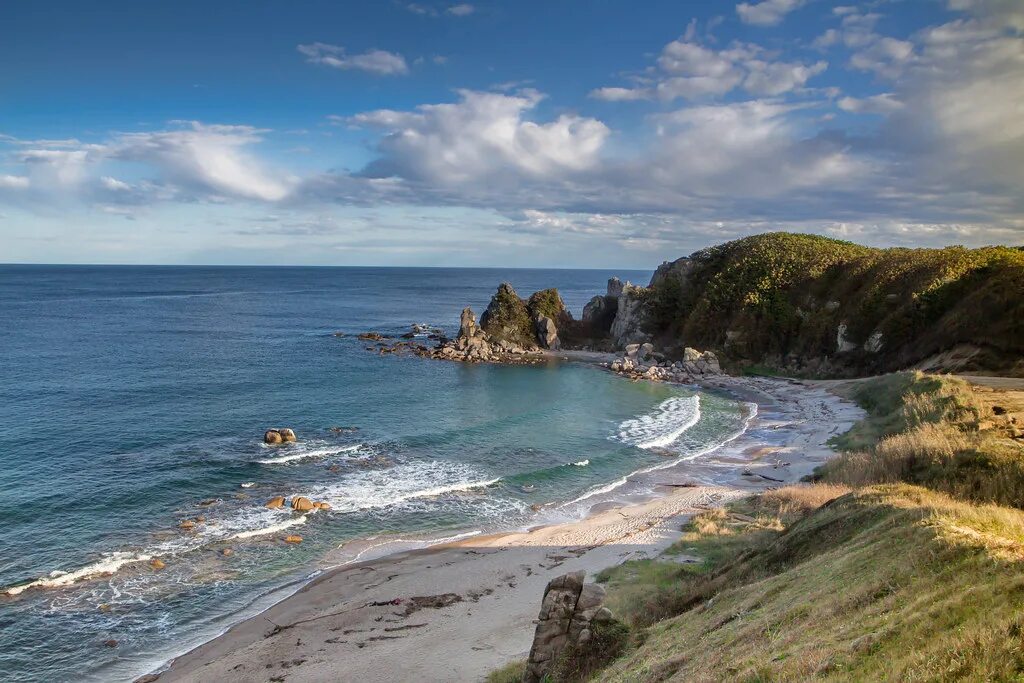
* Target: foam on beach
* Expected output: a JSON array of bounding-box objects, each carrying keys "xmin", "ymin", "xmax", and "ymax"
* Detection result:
[
  {"xmin": 4, "ymin": 552, "xmax": 154, "ymax": 596},
  {"xmin": 255, "ymin": 443, "xmax": 363, "ymax": 465},
  {"xmin": 615, "ymin": 395, "xmax": 702, "ymax": 449}
]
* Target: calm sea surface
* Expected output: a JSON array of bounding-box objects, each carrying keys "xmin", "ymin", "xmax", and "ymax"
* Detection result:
[{"xmin": 0, "ymin": 265, "xmax": 750, "ymax": 681}]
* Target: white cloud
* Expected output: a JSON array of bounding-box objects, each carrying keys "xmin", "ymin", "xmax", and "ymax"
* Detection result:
[
  {"xmin": 447, "ymin": 4, "xmax": 475, "ymax": 16},
  {"xmin": 736, "ymin": 0, "xmax": 806, "ymax": 26},
  {"xmin": 100, "ymin": 176, "xmax": 131, "ymax": 191},
  {"xmin": 838, "ymin": 93, "xmax": 904, "ymax": 114},
  {"xmin": 0, "ymin": 175, "xmax": 30, "ymax": 189},
  {"xmin": 347, "ymin": 89, "xmax": 609, "ymax": 183},
  {"xmin": 595, "ymin": 30, "xmax": 827, "ymax": 102},
  {"xmin": 297, "ymin": 43, "xmax": 409, "ymax": 76}
]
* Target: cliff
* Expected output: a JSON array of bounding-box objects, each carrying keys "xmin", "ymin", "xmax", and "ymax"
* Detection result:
[{"xmin": 608, "ymin": 233, "xmax": 1024, "ymax": 377}]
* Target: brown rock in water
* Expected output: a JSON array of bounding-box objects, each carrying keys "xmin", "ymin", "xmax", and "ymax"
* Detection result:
[
  {"xmin": 178, "ymin": 520, "xmax": 196, "ymax": 530},
  {"xmin": 221, "ymin": 548, "xmax": 234, "ymax": 557},
  {"xmin": 278, "ymin": 428, "xmax": 297, "ymax": 442},
  {"xmin": 103, "ymin": 639, "xmax": 118, "ymax": 648},
  {"xmin": 265, "ymin": 496, "xmax": 286, "ymax": 509},
  {"xmin": 264, "ymin": 430, "xmax": 284, "ymax": 445},
  {"xmin": 98, "ymin": 603, "xmax": 112, "ymax": 613},
  {"xmin": 291, "ymin": 496, "xmax": 315, "ymax": 512},
  {"xmin": 284, "ymin": 535, "xmax": 303, "ymax": 544},
  {"xmin": 313, "ymin": 501, "xmax": 332, "ymax": 510},
  {"xmin": 149, "ymin": 558, "xmax": 166, "ymax": 570}
]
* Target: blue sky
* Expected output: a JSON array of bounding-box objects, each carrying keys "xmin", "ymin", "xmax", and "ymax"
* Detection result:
[{"xmin": 1, "ymin": 0, "xmax": 1021, "ymax": 267}]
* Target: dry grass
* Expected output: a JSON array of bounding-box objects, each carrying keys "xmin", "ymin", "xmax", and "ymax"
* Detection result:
[
  {"xmin": 484, "ymin": 659, "xmax": 526, "ymax": 683},
  {"xmin": 596, "ymin": 485, "xmax": 1024, "ymax": 682}
]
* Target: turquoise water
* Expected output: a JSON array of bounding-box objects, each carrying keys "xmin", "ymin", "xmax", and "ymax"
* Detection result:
[{"xmin": 0, "ymin": 266, "xmax": 750, "ymax": 681}]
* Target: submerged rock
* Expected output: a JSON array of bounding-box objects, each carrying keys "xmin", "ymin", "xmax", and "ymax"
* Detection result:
[
  {"xmin": 265, "ymin": 496, "xmax": 286, "ymax": 509},
  {"xmin": 283, "ymin": 535, "xmax": 303, "ymax": 544},
  {"xmin": 149, "ymin": 558, "xmax": 165, "ymax": 570}
]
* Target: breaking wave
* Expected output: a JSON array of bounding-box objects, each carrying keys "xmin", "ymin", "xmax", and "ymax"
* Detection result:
[{"xmin": 615, "ymin": 395, "xmax": 701, "ymax": 449}]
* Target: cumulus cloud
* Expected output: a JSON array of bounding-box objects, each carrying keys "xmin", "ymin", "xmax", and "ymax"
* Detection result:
[
  {"xmin": 0, "ymin": 174, "xmax": 30, "ymax": 189},
  {"xmin": 297, "ymin": 43, "xmax": 409, "ymax": 76},
  {"xmin": 736, "ymin": 0, "xmax": 806, "ymax": 26},
  {"xmin": 345, "ymin": 89, "xmax": 609, "ymax": 183},
  {"xmin": 590, "ymin": 27, "xmax": 827, "ymax": 102}
]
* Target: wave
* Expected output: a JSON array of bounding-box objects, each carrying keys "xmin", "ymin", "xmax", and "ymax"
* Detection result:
[
  {"xmin": 231, "ymin": 513, "xmax": 309, "ymax": 540},
  {"xmin": 615, "ymin": 395, "xmax": 701, "ymax": 449},
  {"xmin": 4, "ymin": 552, "xmax": 154, "ymax": 596},
  {"xmin": 566, "ymin": 400, "xmax": 758, "ymax": 508},
  {"xmin": 570, "ymin": 459, "xmax": 590, "ymax": 467},
  {"xmin": 312, "ymin": 461, "xmax": 501, "ymax": 514},
  {"xmin": 255, "ymin": 443, "xmax": 363, "ymax": 465}
]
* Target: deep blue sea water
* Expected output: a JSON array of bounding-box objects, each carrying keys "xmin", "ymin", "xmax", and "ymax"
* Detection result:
[{"xmin": 0, "ymin": 265, "xmax": 751, "ymax": 682}]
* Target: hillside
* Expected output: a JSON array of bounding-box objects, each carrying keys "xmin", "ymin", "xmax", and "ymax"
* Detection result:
[
  {"xmin": 487, "ymin": 373, "xmax": 1024, "ymax": 682},
  {"xmin": 639, "ymin": 233, "xmax": 1024, "ymax": 377}
]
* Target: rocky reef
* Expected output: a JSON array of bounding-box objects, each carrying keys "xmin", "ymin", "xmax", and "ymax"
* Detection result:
[{"xmin": 609, "ymin": 343, "xmax": 722, "ymax": 382}]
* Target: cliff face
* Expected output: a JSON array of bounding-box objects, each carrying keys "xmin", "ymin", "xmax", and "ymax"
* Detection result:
[{"xmin": 633, "ymin": 233, "xmax": 1024, "ymax": 377}]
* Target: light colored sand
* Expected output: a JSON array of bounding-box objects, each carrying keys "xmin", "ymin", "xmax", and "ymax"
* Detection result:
[{"xmin": 153, "ymin": 375, "xmax": 862, "ymax": 683}]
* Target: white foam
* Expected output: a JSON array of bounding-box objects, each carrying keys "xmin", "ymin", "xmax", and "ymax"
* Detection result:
[
  {"xmin": 255, "ymin": 443, "xmax": 363, "ymax": 465},
  {"xmin": 615, "ymin": 395, "xmax": 701, "ymax": 449},
  {"xmin": 240, "ymin": 482, "xmax": 256, "ymax": 488},
  {"xmin": 312, "ymin": 461, "xmax": 501, "ymax": 514},
  {"xmin": 571, "ymin": 459, "xmax": 590, "ymax": 467},
  {"xmin": 566, "ymin": 400, "xmax": 758, "ymax": 508},
  {"xmin": 231, "ymin": 513, "xmax": 309, "ymax": 539},
  {"xmin": 4, "ymin": 552, "xmax": 154, "ymax": 596}
]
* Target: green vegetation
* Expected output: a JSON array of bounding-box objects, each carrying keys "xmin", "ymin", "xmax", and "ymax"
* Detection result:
[
  {"xmin": 648, "ymin": 232, "xmax": 1024, "ymax": 377},
  {"xmin": 529, "ymin": 373, "xmax": 1024, "ymax": 681},
  {"xmin": 527, "ymin": 288, "xmax": 568, "ymax": 322},
  {"xmin": 485, "ymin": 660, "xmax": 526, "ymax": 683},
  {"xmin": 480, "ymin": 282, "xmax": 536, "ymax": 347}
]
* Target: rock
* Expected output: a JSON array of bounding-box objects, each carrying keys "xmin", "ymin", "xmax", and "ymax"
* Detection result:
[
  {"xmin": 278, "ymin": 428, "xmax": 297, "ymax": 443},
  {"xmin": 639, "ymin": 342, "xmax": 654, "ymax": 360},
  {"xmin": 523, "ymin": 572, "xmax": 616, "ymax": 683},
  {"xmin": 610, "ymin": 284, "xmax": 651, "ymax": 348},
  {"xmin": 103, "ymin": 639, "xmax": 119, "ymax": 648},
  {"xmin": 221, "ymin": 548, "xmax": 234, "ymax": 557},
  {"xmin": 480, "ymin": 283, "xmax": 535, "ymax": 348},
  {"xmin": 606, "ymin": 277, "xmax": 626, "ymax": 298},
  {"xmin": 459, "ymin": 307, "xmax": 478, "ymax": 339},
  {"xmin": 625, "ymin": 343, "xmax": 640, "ymax": 357},
  {"xmin": 313, "ymin": 501, "xmax": 332, "ymax": 510},
  {"xmin": 264, "ymin": 430, "xmax": 284, "ymax": 445},
  {"xmin": 179, "ymin": 520, "xmax": 196, "ymax": 530},
  {"xmin": 837, "ymin": 322, "xmax": 857, "ymax": 353},
  {"xmin": 683, "ymin": 347, "xmax": 701, "ymax": 362},
  {"xmin": 291, "ymin": 496, "xmax": 315, "ymax": 512},
  {"xmin": 284, "ymin": 535, "xmax": 303, "ymax": 544},
  {"xmin": 535, "ymin": 315, "xmax": 560, "ymax": 350},
  {"xmin": 265, "ymin": 496, "xmax": 286, "ymax": 509},
  {"xmin": 865, "ymin": 330, "xmax": 884, "ymax": 353},
  {"xmin": 149, "ymin": 558, "xmax": 165, "ymax": 570},
  {"xmin": 134, "ymin": 675, "xmax": 160, "ymax": 683}
]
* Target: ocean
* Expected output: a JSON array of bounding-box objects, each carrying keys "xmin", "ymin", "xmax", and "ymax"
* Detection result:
[{"xmin": 0, "ymin": 265, "xmax": 753, "ymax": 682}]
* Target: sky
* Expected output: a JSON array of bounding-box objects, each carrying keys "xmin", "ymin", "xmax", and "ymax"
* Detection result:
[{"xmin": 1, "ymin": 0, "xmax": 1022, "ymax": 268}]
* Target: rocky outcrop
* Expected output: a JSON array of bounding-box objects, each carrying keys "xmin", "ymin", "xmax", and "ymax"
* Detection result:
[
  {"xmin": 264, "ymin": 428, "xmax": 296, "ymax": 445},
  {"xmin": 535, "ymin": 315, "xmax": 560, "ymax": 350},
  {"xmin": 609, "ymin": 283, "xmax": 651, "ymax": 348},
  {"xmin": 522, "ymin": 571, "xmax": 615, "ymax": 683},
  {"xmin": 609, "ymin": 345, "xmax": 722, "ymax": 382},
  {"xmin": 290, "ymin": 496, "xmax": 315, "ymax": 512},
  {"xmin": 427, "ymin": 306, "xmax": 545, "ymax": 364},
  {"xmin": 480, "ymin": 283, "xmax": 536, "ymax": 347}
]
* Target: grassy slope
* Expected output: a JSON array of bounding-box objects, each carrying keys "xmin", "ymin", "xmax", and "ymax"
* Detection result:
[
  {"xmin": 571, "ymin": 374, "xmax": 1024, "ymax": 682},
  {"xmin": 648, "ymin": 233, "xmax": 1024, "ymax": 377}
]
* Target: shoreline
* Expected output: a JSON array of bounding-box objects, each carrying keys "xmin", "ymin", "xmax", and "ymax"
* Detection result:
[{"xmin": 148, "ymin": 370, "xmax": 863, "ymax": 683}]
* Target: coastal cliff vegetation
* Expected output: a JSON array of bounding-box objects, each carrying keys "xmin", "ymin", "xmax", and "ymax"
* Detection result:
[
  {"xmin": 513, "ymin": 373, "xmax": 1024, "ymax": 681},
  {"xmin": 645, "ymin": 233, "xmax": 1024, "ymax": 377}
]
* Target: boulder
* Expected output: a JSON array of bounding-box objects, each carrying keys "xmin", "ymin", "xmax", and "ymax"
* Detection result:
[
  {"xmin": 149, "ymin": 558, "xmax": 165, "ymax": 570},
  {"xmin": 638, "ymin": 342, "xmax": 654, "ymax": 360},
  {"xmin": 291, "ymin": 496, "xmax": 315, "ymax": 512},
  {"xmin": 265, "ymin": 496, "xmax": 286, "ymax": 509},
  {"xmin": 534, "ymin": 315, "xmax": 560, "ymax": 350},
  {"xmin": 625, "ymin": 343, "xmax": 640, "ymax": 357},
  {"xmin": 314, "ymin": 501, "xmax": 332, "ymax": 510},
  {"xmin": 178, "ymin": 520, "xmax": 196, "ymax": 530},
  {"xmin": 221, "ymin": 548, "xmax": 234, "ymax": 557},
  {"xmin": 263, "ymin": 430, "xmax": 284, "ymax": 445},
  {"xmin": 606, "ymin": 277, "xmax": 626, "ymax": 298},
  {"xmin": 277, "ymin": 428, "xmax": 297, "ymax": 443},
  {"xmin": 523, "ymin": 572, "xmax": 616, "ymax": 683},
  {"xmin": 283, "ymin": 535, "xmax": 303, "ymax": 544},
  {"xmin": 459, "ymin": 307, "xmax": 478, "ymax": 339},
  {"xmin": 837, "ymin": 322, "xmax": 858, "ymax": 353}
]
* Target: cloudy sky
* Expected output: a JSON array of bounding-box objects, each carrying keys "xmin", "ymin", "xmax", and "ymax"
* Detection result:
[{"xmin": 1, "ymin": 0, "xmax": 1022, "ymax": 267}]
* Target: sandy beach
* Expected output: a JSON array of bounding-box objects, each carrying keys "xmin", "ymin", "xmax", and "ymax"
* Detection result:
[{"xmin": 153, "ymin": 374, "xmax": 862, "ymax": 683}]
